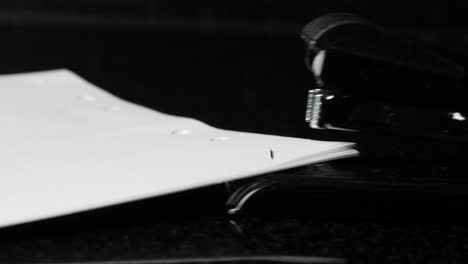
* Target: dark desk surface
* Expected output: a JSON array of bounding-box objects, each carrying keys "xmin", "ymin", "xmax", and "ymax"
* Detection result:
[
  {"xmin": 1, "ymin": 165, "xmax": 468, "ymax": 264},
  {"xmin": 2, "ymin": 215, "xmax": 468, "ymax": 263}
]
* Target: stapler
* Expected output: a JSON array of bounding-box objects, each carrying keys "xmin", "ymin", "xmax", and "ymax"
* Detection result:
[{"xmin": 225, "ymin": 13, "xmax": 468, "ymax": 216}]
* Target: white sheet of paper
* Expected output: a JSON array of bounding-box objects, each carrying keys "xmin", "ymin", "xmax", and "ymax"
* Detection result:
[{"xmin": 0, "ymin": 69, "xmax": 357, "ymax": 228}]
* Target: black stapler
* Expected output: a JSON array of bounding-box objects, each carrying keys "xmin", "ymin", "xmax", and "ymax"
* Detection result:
[{"xmin": 225, "ymin": 13, "xmax": 468, "ymax": 217}]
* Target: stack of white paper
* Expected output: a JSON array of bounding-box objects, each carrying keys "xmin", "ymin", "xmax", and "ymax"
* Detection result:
[{"xmin": 0, "ymin": 70, "xmax": 357, "ymax": 228}]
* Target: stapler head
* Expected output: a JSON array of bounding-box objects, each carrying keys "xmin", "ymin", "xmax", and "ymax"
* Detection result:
[{"xmin": 301, "ymin": 13, "xmax": 466, "ymax": 138}]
